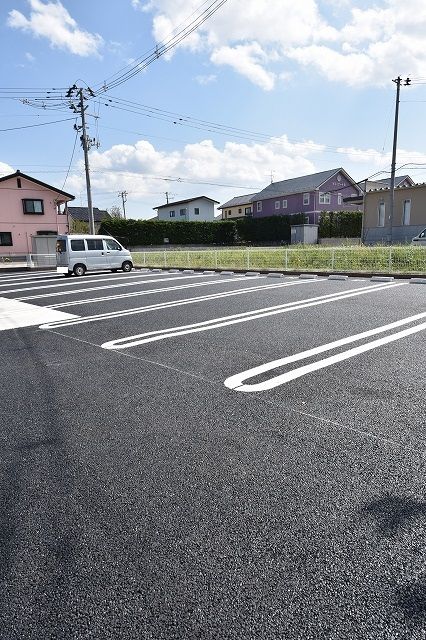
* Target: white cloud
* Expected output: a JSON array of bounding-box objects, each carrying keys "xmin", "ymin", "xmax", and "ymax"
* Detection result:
[
  {"xmin": 25, "ymin": 51, "xmax": 35, "ymax": 62},
  {"xmin": 142, "ymin": 0, "xmax": 426, "ymax": 88},
  {"xmin": 195, "ymin": 74, "xmax": 217, "ymax": 85},
  {"xmin": 7, "ymin": 0, "xmax": 103, "ymax": 57},
  {"xmin": 0, "ymin": 162, "xmax": 14, "ymax": 177}
]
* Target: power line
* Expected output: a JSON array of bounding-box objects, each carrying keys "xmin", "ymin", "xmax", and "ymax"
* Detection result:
[
  {"xmin": 62, "ymin": 128, "xmax": 79, "ymax": 190},
  {"xmin": 0, "ymin": 116, "xmax": 76, "ymax": 132}
]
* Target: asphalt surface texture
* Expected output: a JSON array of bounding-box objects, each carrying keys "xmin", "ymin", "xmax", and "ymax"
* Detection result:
[{"xmin": 1, "ymin": 267, "xmax": 426, "ymax": 640}]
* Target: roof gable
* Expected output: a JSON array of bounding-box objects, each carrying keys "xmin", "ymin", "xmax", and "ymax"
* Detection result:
[
  {"xmin": 68, "ymin": 207, "xmax": 111, "ymax": 222},
  {"xmin": 218, "ymin": 193, "xmax": 257, "ymax": 209},
  {"xmin": 0, "ymin": 170, "xmax": 75, "ymax": 200}
]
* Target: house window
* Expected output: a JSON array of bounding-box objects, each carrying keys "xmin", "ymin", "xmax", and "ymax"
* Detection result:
[
  {"xmin": 256, "ymin": 201, "xmax": 262, "ymax": 212},
  {"xmin": 169, "ymin": 210, "xmax": 175, "ymax": 217},
  {"xmin": 319, "ymin": 192, "xmax": 331, "ymax": 205},
  {"xmin": 228, "ymin": 212, "xmax": 232, "ymax": 216},
  {"xmin": 0, "ymin": 232, "xmax": 12, "ymax": 246},
  {"xmin": 244, "ymin": 207, "xmax": 252, "ymax": 214},
  {"xmin": 275, "ymin": 200, "xmax": 280, "ymax": 210},
  {"xmin": 402, "ymin": 199, "xmax": 411, "ymax": 225},
  {"xmin": 238, "ymin": 208, "xmax": 242, "ymax": 214},
  {"xmin": 194, "ymin": 207, "xmax": 199, "ymax": 215},
  {"xmin": 180, "ymin": 208, "xmax": 186, "ymax": 216},
  {"xmin": 337, "ymin": 193, "xmax": 342, "ymax": 206},
  {"xmin": 23, "ymin": 199, "xmax": 44, "ymax": 214},
  {"xmin": 282, "ymin": 200, "xmax": 287, "ymax": 208},
  {"xmin": 303, "ymin": 193, "xmax": 310, "ymax": 205},
  {"xmin": 378, "ymin": 201, "xmax": 385, "ymax": 227}
]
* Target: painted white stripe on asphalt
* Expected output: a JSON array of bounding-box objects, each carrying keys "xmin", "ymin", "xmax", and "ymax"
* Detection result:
[
  {"xmin": 39, "ymin": 278, "xmax": 313, "ymax": 328},
  {"xmin": 0, "ymin": 271, "xmax": 182, "ymax": 296},
  {"xmin": 224, "ymin": 312, "xmax": 426, "ymax": 392},
  {"xmin": 0, "ymin": 271, "xmax": 59, "ymax": 283},
  {"xmin": 101, "ymin": 282, "xmax": 406, "ymax": 350},
  {"xmin": 0, "ymin": 297, "xmax": 78, "ymax": 331},
  {"xmin": 48, "ymin": 276, "xmax": 261, "ymax": 308},
  {"xmin": 16, "ymin": 273, "xmax": 209, "ymax": 300}
]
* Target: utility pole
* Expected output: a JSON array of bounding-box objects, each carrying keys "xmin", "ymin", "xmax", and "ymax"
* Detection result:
[
  {"xmin": 389, "ymin": 76, "xmax": 411, "ymax": 244},
  {"xmin": 119, "ymin": 190, "xmax": 128, "ymax": 219},
  {"xmin": 165, "ymin": 191, "xmax": 170, "ymax": 204},
  {"xmin": 67, "ymin": 85, "xmax": 97, "ymax": 235}
]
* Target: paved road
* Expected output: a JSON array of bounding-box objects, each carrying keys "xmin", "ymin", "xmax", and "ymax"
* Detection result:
[{"xmin": 1, "ymin": 268, "xmax": 426, "ymax": 639}]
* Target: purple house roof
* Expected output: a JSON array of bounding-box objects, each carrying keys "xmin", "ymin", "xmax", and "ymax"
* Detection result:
[{"xmin": 251, "ymin": 168, "xmax": 359, "ymax": 201}]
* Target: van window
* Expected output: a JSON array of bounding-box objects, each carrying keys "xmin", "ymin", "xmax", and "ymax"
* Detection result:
[
  {"xmin": 105, "ymin": 239, "xmax": 121, "ymax": 250},
  {"xmin": 56, "ymin": 239, "xmax": 66, "ymax": 253},
  {"xmin": 86, "ymin": 239, "xmax": 103, "ymax": 251},
  {"xmin": 419, "ymin": 229, "xmax": 426, "ymax": 239},
  {"xmin": 71, "ymin": 239, "xmax": 85, "ymax": 251}
]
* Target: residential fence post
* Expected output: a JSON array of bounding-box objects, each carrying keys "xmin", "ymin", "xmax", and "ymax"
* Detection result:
[
  {"xmin": 187, "ymin": 251, "xmax": 191, "ymax": 268},
  {"xmin": 388, "ymin": 247, "xmax": 392, "ymax": 271},
  {"xmin": 143, "ymin": 252, "xmax": 146, "ymax": 267},
  {"xmin": 285, "ymin": 248, "xmax": 288, "ymax": 271},
  {"xmin": 331, "ymin": 248, "xmax": 335, "ymax": 271},
  {"xmin": 247, "ymin": 248, "xmax": 250, "ymax": 270},
  {"xmin": 215, "ymin": 250, "xmax": 218, "ymax": 269}
]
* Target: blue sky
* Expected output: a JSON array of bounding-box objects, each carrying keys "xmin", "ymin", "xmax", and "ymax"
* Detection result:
[{"xmin": 1, "ymin": 0, "xmax": 426, "ymax": 219}]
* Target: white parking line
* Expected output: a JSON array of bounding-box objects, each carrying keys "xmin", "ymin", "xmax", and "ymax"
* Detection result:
[
  {"xmin": 224, "ymin": 311, "xmax": 426, "ymax": 392},
  {"xmin": 0, "ymin": 297, "xmax": 78, "ymax": 331},
  {"xmin": 39, "ymin": 278, "xmax": 315, "ymax": 328},
  {"xmin": 48, "ymin": 276, "xmax": 262, "ymax": 308},
  {"xmin": 15, "ymin": 273, "xmax": 210, "ymax": 300},
  {"xmin": 100, "ymin": 282, "xmax": 406, "ymax": 350}
]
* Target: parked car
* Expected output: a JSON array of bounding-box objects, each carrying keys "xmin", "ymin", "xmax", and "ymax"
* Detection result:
[
  {"xmin": 412, "ymin": 228, "xmax": 426, "ymax": 246},
  {"xmin": 56, "ymin": 234, "xmax": 133, "ymax": 276}
]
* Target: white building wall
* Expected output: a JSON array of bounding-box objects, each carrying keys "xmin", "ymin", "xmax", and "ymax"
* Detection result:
[{"xmin": 157, "ymin": 198, "xmax": 216, "ymax": 222}]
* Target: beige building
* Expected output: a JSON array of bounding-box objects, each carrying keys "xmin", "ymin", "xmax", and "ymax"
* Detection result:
[
  {"xmin": 363, "ymin": 184, "xmax": 426, "ymax": 244},
  {"xmin": 218, "ymin": 194, "xmax": 255, "ymax": 220}
]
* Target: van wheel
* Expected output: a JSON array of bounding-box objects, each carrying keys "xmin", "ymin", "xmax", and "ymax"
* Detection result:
[
  {"xmin": 122, "ymin": 261, "xmax": 133, "ymax": 272},
  {"xmin": 73, "ymin": 264, "xmax": 86, "ymax": 277}
]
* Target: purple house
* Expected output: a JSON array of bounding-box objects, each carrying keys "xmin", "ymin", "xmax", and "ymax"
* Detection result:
[{"xmin": 251, "ymin": 168, "xmax": 363, "ymax": 224}]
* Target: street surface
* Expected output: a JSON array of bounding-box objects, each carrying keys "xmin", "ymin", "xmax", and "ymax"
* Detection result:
[{"xmin": 0, "ymin": 268, "xmax": 425, "ymax": 639}]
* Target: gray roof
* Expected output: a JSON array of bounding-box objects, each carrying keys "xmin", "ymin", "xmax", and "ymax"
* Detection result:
[
  {"xmin": 68, "ymin": 207, "xmax": 111, "ymax": 222},
  {"xmin": 218, "ymin": 193, "xmax": 257, "ymax": 210},
  {"xmin": 251, "ymin": 168, "xmax": 355, "ymax": 201},
  {"xmin": 374, "ymin": 175, "xmax": 414, "ymax": 188},
  {"xmin": 154, "ymin": 196, "xmax": 219, "ymax": 210}
]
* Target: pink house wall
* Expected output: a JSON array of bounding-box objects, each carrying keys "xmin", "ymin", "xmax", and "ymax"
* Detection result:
[{"xmin": 0, "ymin": 175, "xmax": 72, "ymax": 254}]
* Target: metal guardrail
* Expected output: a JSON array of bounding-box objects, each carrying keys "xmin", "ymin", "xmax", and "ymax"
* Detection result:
[
  {"xmin": 0, "ymin": 253, "xmax": 56, "ymax": 268},
  {"xmin": 131, "ymin": 246, "xmax": 426, "ymax": 275}
]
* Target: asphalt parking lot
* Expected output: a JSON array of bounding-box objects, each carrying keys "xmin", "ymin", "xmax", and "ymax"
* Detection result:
[{"xmin": 1, "ymin": 268, "xmax": 426, "ymax": 639}]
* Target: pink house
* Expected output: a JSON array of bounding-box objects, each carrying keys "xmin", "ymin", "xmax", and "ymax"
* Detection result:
[{"xmin": 0, "ymin": 170, "xmax": 74, "ymax": 255}]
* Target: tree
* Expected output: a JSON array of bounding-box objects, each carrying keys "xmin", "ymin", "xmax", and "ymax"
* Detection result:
[
  {"xmin": 107, "ymin": 205, "xmax": 122, "ymax": 218},
  {"xmin": 69, "ymin": 218, "xmax": 89, "ymax": 233}
]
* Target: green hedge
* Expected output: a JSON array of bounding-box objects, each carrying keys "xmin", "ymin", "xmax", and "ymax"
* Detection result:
[
  {"xmin": 99, "ymin": 218, "xmax": 236, "ymax": 246},
  {"xmin": 319, "ymin": 210, "xmax": 362, "ymax": 238},
  {"xmin": 99, "ymin": 214, "xmax": 307, "ymax": 247}
]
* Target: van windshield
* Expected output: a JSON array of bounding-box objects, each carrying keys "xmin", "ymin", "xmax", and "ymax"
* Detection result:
[{"xmin": 56, "ymin": 239, "xmax": 66, "ymax": 253}]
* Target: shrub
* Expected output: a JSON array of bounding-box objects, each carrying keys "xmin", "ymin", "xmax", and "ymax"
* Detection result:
[{"xmin": 319, "ymin": 211, "xmax": 362, "ymax": 238}]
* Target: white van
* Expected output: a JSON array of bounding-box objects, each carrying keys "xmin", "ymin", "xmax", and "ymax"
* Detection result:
[
  {"xmin": 412, "ymin": 228, "xmax": 426, "ymax": 246},
  {"xmin": 56, "ymin": 234, "xmax": 133, "ymax": 276}
]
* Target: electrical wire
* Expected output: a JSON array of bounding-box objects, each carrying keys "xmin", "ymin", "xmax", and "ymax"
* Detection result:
[
  {"xmin": 0, "ymin": 116, "xmax": 76, "ymax": 132},
  {"xmin": 62, "ymin": 128, "xmax": 79, "ymax": 190}
]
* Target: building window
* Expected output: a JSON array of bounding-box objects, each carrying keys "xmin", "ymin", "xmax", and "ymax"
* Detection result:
[
  {"xmin": 0, "ymin": 232, "xmax": 12, "ymax": 246},
  {"xmin": 238, "ymin": 208, "xmax": 242, "ymax": 214},
  {"xmin": 337, "ymin": 193, "xmax": 342, "ymax": 206},
  {"xmin": 180, "ymin": 208, "xmax": 186, "ymax": 216},
  {"xmin": 275, "ymin": 200, "xmax": 280, "ymax": 210},
  {"xmin": 378, "ymin": 201, "xmax": 385, "ymax": 227},
  {"xmin": 256, "ymin": 201, "xmax": 262, "ymax": 212},
  {"xmin": 194, "ymin": 207, "xmax": 200, "ymax": 215},
  {"xmin": 23, "ymin": 199, "xmax": 44, "ymax": 214},
  {"xmin": 244, "ymin": 207, "xmax": 252, "ymax": 214},
  {"xmin": 169, "ymin": 210, "xmax": 175, "ymax": 217},
  {"xmin": 319, "ymin": 192, "xmax": 331, "ymax": 205},
  {"xmin": 282, "ymin": 200, "xmax": 287, "ymax": 208},
  {"xmin": 228, "ymin": 212, "xmax": 232, "ymax": 216},
  {"xmin": 402, "ymin": 199, "xmax": 411, "ymax": 225},
  {"xmin": 303, "ymin": 193, "xmax": 310, "ymax": 205}
]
